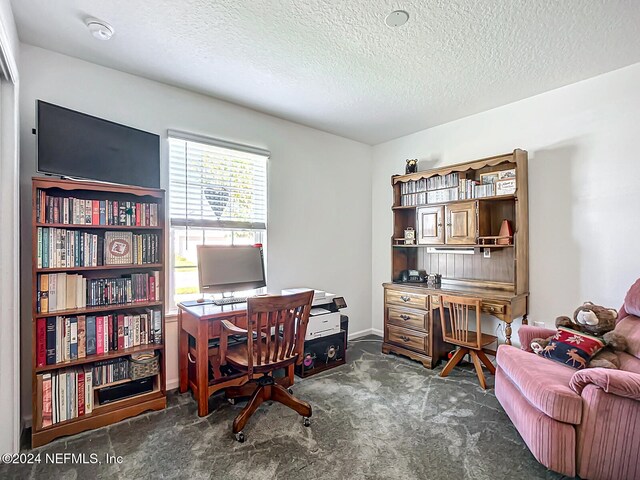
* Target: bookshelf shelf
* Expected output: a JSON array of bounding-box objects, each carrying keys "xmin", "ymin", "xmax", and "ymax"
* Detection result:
[
  {"xmin": 33, "ymin": 391, "xmax": 165, "ymax": 439},
  {"xmin": 35, "ymin": 223, "xmax": 163, "ymax": 230},
  {"xmin": 35, "ymin": 300, "xmax": 164, "ymax": 318},
  {"xmin": 392, "ymin": 194, "xmax": 517, "ymax": 210},
  {"xmin": 35, "ymin": 344, "xmax": 165, "ymax": 373},
  {"xmin": 31, "ymin": 177, "xmax": 167, "ymax": 447},
  {"xmin": 36, "ymin": 263, "xmax": 163, "ymax": 273}
]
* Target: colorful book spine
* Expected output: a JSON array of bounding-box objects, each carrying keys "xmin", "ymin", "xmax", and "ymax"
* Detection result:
[
  {"xmin": 45, "ymin": 317, "xmax": 56, "ymax": 365},
  {"xmin": 36, "ymin": 318, "xmax": 46, "ymax": 367}
]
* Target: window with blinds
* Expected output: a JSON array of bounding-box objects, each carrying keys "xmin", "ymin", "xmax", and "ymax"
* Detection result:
[
  {"xmin": 168, "ymin": 132, "xmax": 269, "ymax": 307},
  {"xmin": 169, "ymin": 135, "xmax": 267, "ymax": 229}
]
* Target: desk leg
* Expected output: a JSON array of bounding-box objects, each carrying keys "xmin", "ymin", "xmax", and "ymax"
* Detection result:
[
  {"xmin": 178, "ymin": 313, "xmax": 188, "ymax": 394},
  {"xmin": 196, "ymin": 324, "xmax": 209, "ymax": 417},
  {"xmin": 505, "ymin": 319, "xmax": 513, "ymax": 345}
]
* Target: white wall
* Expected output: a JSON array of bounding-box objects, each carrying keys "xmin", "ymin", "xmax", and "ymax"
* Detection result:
[
  {"xmin": 372, "ymin": 62, "xmax": 640, "ymax": 342},
  {"xmin": 0, "ymin": 0, "xmax": 20, "ymax": 454},
  {"xmin": 19, "ymin": 44, "xmax": 373, "ymax": 421}
]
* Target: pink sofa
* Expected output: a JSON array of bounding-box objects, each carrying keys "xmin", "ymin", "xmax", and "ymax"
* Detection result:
[{"xmin": 496, "ymin": 279, "xmax": 640, "ymax": 480}]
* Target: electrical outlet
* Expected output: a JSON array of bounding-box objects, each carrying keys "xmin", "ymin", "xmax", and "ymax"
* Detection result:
[
  {"xmin": 534, "ymin": 321, "xmax": 545, "ymax": 328},
  {"xmin": 483, "ymin": 249, "xmax": 491, "ymax": 258}
]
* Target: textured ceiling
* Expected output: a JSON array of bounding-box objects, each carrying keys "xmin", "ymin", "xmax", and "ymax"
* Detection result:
[{"xmin": 11, "ymin": 0, "xmax": 640, "ymax": 144}]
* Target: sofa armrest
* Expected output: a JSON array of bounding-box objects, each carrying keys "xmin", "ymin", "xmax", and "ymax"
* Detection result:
[
  {"xmin": 570, "ymin": 368, "xmax": 640, "ymax": 401},
  {"xmin": 517, "ymin": 325, "xmax": 557, "ymax": 352}
]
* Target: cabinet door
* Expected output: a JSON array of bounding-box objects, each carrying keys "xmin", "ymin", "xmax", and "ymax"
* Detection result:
[
  {"xmin": 417, "ymin": 206, "xmax": 444, "ymax": 245},
  {"xmin": 445, "ymin": 201, "xmax": 477, "ymax": 245}
]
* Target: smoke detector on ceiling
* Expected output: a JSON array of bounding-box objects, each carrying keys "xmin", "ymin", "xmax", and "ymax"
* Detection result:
[
  {"xmin": 85, "ymin": 18, "xmax": 115, "ymax": 40},
  {"xmin": 385, "ymin": 10, "xmax": 409, "ymax": 27}
]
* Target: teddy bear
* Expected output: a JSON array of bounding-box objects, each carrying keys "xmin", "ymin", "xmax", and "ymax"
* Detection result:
[
  {"xmin": 530, "ymin": 301, "xmax": 628, "ymax": 369},
  {"xmin": 405, "ymin": 159, "xmax": 418, "ymax": 174}
]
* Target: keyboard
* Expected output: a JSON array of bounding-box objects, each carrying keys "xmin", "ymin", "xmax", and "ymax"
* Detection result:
[{"xmin": 213, "ymin": 297, "xmax": 248, "ymax": 306}]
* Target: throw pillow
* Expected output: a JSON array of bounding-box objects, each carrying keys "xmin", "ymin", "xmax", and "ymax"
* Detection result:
[{"xmin": 537, "ymin": 327, "xmax": 605, "ymax": 370}]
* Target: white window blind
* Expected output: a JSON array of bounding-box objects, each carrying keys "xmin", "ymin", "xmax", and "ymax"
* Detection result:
[{"xmin": 169, "ymin": 132, "xmax": 268, "ymax": 230}]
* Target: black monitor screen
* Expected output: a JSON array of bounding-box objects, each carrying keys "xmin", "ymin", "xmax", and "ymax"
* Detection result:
[
  {"xmin": 197, "ymin": 245, "xmax": 266, "ymax": 293},
  {"xmin": 37, "ymin": 101, "xmax": 160, "ymax": 189}
]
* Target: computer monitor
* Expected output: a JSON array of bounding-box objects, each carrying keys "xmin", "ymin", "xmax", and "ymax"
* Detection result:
[{"xmin": 197, "ymin": 245, "xmax": 266, "ymax": 294}]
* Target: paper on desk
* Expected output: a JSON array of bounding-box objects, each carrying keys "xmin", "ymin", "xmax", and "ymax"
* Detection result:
[{"xmin": 310, "ymin": 307, "xmax": 332, "ymax": 316}]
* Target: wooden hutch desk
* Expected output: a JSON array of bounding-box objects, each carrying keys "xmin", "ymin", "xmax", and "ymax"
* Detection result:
[
  {"xmin": 383, "ymin": 149, "xmax": 529, "ymax": 368},
  {"xmin": 177, "ymin": 301, "xmax": 295, "ymax": 417}
]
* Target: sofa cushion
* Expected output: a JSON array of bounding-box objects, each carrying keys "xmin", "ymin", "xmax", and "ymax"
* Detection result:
[
  {"xmin": 615, "ymin": 315, "xmax": 640, "ymax": 360},
  {"xmin": 496, "ymin": 345, "xmax": 583, "ymax": 425},
  {"xmin": 539, "ymin": 327, "xmax": 605, "ymax": 370}
]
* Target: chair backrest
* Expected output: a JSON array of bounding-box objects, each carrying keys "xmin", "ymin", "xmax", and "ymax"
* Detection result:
[
  {"xmin": 439, "ymin": 294, "xmax": 483, "ymax": 350},
  {"xmin": 245, "ymin": 290, "xmax": 314, "ymax": 370}
]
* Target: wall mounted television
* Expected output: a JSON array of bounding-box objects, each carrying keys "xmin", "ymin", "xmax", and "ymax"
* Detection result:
[{"xmin": 37, "ymin": 100, "xmax": 160, "ymax": 189}]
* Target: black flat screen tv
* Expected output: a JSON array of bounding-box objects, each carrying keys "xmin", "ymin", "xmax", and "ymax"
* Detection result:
[{"xmin": 37, "ymin": 100, "xmax": 160, "ymax": 189}]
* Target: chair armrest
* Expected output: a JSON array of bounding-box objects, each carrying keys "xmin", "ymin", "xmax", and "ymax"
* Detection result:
[
  {"xmin": 570, "ymin": 368, "xmax": 640, "ymax": 401},
  {"xmin": 518, "ymin": 325, "xmax": 557, "ymax": 352},
  {"xmin": 219, "ymin": 320, "xmax": 248, "ymax": 366},
  {"xmin": 220, "ymin": 320, "xmax": 247, "ymax": 335}
]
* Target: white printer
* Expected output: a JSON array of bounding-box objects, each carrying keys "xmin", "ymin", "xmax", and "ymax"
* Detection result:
[{"xmin": 281, "ymin": 288, "xmax": 345, "ymax": 340}]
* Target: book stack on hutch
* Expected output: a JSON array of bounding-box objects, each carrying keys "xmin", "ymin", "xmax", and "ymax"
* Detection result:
[{"xmin": 31, "ymin": 177, "xmax": 167, "ymax": 447}]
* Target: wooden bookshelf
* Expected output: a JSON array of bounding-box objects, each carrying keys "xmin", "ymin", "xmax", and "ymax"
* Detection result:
[{"xmin": 31, "ymin": 177, "xmax": 167, "ymax": 447}]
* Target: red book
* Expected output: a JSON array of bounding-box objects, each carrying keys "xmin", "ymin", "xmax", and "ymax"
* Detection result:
[
  {"xmin": 92, "ymin": 200, "xmax": 99, "ymax": 225},
  {"xmin": 42, "ymin": 374, "xmax": 52, "ymax": 427},
  {"xmin": 117, "ymin": 314, "xmax": 125, "ymax": 350},
  {"xmin": 36, "ymin": 318, "xmax": 47, "ymax": 367},
  {"xmin": 108, "ymin": 314, "xmax": 114, "ymax": 351},
  {"xmin": 113, "ymin": 201, "xmax": 119, "ymax": 225},
  {"xmin": 96, "ymin": 316, "xmax": 104, "ymax": 355},
  {"xmin": 77, "ymin": 370, "xmax": 85, "ymax": 416},
  {"xmin": 135, "ymin": 203, "xmax": 141, "ymax": 226}
]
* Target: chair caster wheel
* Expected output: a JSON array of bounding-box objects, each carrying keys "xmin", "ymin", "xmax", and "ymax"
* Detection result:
[
  {"xmin": 303, "ymin": 417, "xmax": 311, "ymax": 427},
  {"xmin": 235, "ymin": 431, "xmax": 245, "ymax": 443},
  {"xmin": 227, "ymin": 398, "xmax": 235, "ymax": 405},
  {"xmin": 288, "ymin": 388, "xmax": 293, "ymax": 395}
]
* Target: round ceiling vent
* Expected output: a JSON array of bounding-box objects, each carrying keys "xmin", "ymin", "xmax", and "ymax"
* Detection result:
[
  {"xmin": 85, "ymin": 18, "xmax": 115, "ymax": 40},
  {"xmin": 385, "ymin": 10, "xmax": 409, "ymax": 28}
]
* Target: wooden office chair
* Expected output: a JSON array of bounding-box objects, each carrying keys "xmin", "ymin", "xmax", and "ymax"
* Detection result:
[
  {"xmin": 438, "ymin": 294, "xmax": 497, "ymax": 389},
  {"xmin": 219, "ymin": 290, "xmax": 314, "ymax": 442}
]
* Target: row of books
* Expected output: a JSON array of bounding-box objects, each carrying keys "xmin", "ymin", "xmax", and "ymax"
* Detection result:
[
  {"xmin": 103, "ymin": 231, "xmax": 160, "ymax": 265},
  {"xmin": 36, "ymin": 228, "xmax": 160, "ymax": 268},
  {"xmin": 36, "ymin": 271, "xmax": 160, "ymax": 313},
  {"xmin": 400, "ymin": 180, "xmax": 514, "ymax": 206},
  {"xmin": 37, "ymin": 367, "xmax": 94, "ymax": 428},
  {"xmin": 36, "ymin": 189, "xmax": 159, "ymax": 227},
  {"xmin": 35, "ymin": 310, "xmax": 163, "ymax": 367},
  {"xmin": 400, "ymin": 172, "xmax": 461, "ymax": 195},
  {"xmin": 92, "ymin": 357, "xmax": 130, "ymax": 387}
]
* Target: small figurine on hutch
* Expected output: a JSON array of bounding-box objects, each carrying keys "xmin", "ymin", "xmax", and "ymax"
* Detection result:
[{"xmin": 405, "ymin": 158, "xmax": 418, "ymax": 174}]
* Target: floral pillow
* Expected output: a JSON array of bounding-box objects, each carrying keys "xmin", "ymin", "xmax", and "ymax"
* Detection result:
[{"xmin": 538, "ymin": 327, "xmax": 605, "ymax": 369}]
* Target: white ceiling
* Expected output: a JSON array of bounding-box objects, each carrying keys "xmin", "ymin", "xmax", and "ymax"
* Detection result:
[{"xmin": 11, "ymin": 0, "xmax": 640, "ymax": 145}]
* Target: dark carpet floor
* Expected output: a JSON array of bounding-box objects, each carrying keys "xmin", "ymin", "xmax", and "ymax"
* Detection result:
[{"xmin": 1, "ymin": 336, "xmax": 567, "ymax": 479}]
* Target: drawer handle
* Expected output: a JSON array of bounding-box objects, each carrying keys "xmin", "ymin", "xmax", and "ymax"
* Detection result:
[
  {"xmin": 399, "ymin": 314, "xmax": 410, "ymax": 321},
  {"xmin": 400, "ymin": 335, "xmax": 411, "ymax": 342},
  {"xmin": 400, "ymin": 295, "xmax": 411, "ymax": 302}
]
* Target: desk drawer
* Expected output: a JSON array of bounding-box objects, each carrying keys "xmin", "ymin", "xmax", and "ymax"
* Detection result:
[
  {"xmin": 386, "ymin": 325, "xmax": 429, "ymax": 353},
  {"xmin": 482, "ymin": 303, "xmax": 506, "ymax": 315},
  {"xmin": 387, "ymin": 307, "xmax": 428, "ymax": 332},
  {"xmin": 386, "ymin": 289, "xmax": 429, "ymax": 310}
]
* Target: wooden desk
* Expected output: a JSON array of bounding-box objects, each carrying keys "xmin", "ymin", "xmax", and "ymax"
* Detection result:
[
  {"xmin": 382, "ymin": 282, "xmax": 528, "ymax": 367},
  {"xmin": 177, "ymin": 302, "xmax": 295, "ymax": 417}
]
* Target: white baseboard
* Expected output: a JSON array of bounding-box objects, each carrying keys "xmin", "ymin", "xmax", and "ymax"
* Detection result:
[
  {"xmin": 348, "ymin": 328, "xmax": 383, "ymax": 340},
  {"xmin": 167, "ymin": 378, "xmax": 179, "ymax": 391}
]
